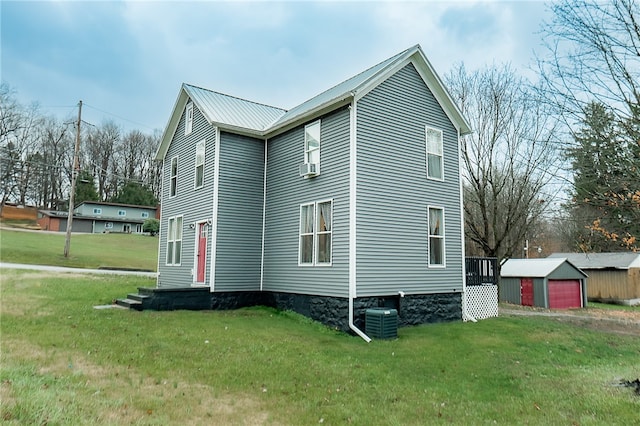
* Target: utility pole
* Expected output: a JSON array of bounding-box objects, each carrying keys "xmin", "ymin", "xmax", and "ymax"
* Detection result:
[{"xmin": 64, "ymin": 100, "xmax": 82, "ymax": 258}]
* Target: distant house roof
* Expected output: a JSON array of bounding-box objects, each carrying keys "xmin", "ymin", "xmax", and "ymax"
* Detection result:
[
  {"xmin": 156, "ymin": 44, "xmax": 472, "ymax": 160},
  {"xmin": 548, "ymin": 252, "xmax": 640, "ymax": 270},
  {"xmin": 501, "ymin": 258, "xmax": 587, "ymax": 278},
  {"xmin": 75, "ymin": 201, "xmax": 157, "ymax": 211}
]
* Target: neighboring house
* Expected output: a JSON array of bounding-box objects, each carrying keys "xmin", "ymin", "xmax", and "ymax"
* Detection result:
[
  {"xmin": 500, "ymin": 258, "xmax": 588, "ymax": 309},
  {"xmin": 549, "ymin": 252, "xmax": 640, "ymax": 306},
  {"xmin": 38, "ymin": 201, "xmax": 158, "ymax": 234},
  {"xmin": 134, "ymin": 45, "xmax": 473, "ymax": 337}
]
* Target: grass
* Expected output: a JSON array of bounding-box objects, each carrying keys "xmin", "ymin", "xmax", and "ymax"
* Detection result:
[
  {"xmin": 0, "ymin": 228, "xmax": 158, "ymax": 271},
  {"xmin": 1, "ymin": 270, "xmax": 639, "ymax": 425}
]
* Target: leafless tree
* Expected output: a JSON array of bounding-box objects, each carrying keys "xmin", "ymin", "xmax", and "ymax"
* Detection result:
[
  {"xmin": 538, "ymin": 0, "xmax": 640, "ymax": 251},
  {"xmin": 538, "ymin": 0, "xmax": 639, "ymax": 124},
  {"xmin": 446, "ymin": 63, "xmax": 561, "ymax": 261},
  {"xmin": 85, "ymin": 121, "xmax": 120, "ymax": 201}
]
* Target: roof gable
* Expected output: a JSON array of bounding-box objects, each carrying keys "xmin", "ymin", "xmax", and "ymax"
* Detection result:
[
  {"xmin": 156, "ymin": 44, "xmax": 471, "ymax": 160},
  {"xmin": 549, "ymin": 252, "xmax": 640, "ymax": 269},
  {"xmin": 501, "ymin": 258, "xmax": 587, "ymax": 278}
]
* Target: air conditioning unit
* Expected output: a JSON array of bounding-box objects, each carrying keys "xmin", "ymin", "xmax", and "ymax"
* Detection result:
[
  {"xmin": 365, "ymin": 308, "xmax": 398, "ymax": 339},
  {"xmin": 299, "ymin": 163, "xmax": 319, "ymax": 177}
]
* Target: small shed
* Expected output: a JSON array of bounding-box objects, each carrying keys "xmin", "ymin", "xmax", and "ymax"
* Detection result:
[
  {"xmin": 500, "ymin": 258, "xmax": 588, "ymax": 309},
  {"xmin": 549, "ymin": 253, "xmax": 640, "ymax": 306}
]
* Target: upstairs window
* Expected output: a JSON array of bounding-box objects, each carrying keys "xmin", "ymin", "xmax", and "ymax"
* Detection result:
[
  {"xmin": 426, "ymin": 126, "xmax": 443, "ymax": 180},
  {"xmin": 304, "ymin": 120, "xmax": 321, "ymax": 166},
  {"xmin": 428, "ymin": 206, "xmax": 445, "ymax": 267},
  {"xmin": 170, "ymin": 156, "xmax": 178, "ymax": 197},
  {"xmin": 141, "ymin": 212, "xmax": 149, "ymax": 218},
  {"xmin": 93, "ymin": 208, "xmax": 102, "ymax": 215},
  {"xmin": 299, "ymin": 200, "xmax": 332, "ymax": 266},
  {"xmin": 166, "ymin": 215, "xmax": 183, "ymax": 265},
  {"xmin": 185, "ymin": 103, "xmax": 194, "ymax": 135},
  {"xmin": 118, "ymin": 210, "xmax": 126, "ymax": 216},
  {"xmin": 194, "ymin": 140, "xmax": 205, "ymax": 189}
]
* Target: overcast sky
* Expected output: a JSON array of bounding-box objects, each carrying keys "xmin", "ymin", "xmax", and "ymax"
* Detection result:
[{"xmin": 2, "ymin": 1, "xmax": 552, "ymax": 133}]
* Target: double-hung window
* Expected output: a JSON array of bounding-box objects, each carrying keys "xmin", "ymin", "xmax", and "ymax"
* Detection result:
[
  {"xmin": 185, "ymin": 103, "xmax": 194, "ymax": 135},
  {"xmin": 166, "ymin": 215, "xmax": 183, "ymax": 265},
  {"xmin": 93, "ymin": 208, "xmax": 102, "ymax": 215},
  {"xmin": 170, "ymin": 156, "xmax": 178, "ymax": 197},
  {"xmin": 299, "ymin": 200, "xmax": 332, "ymax": 265},
  {"xmin": 195, "ymin": 140, "xmax": 205, "ymax": 189},
  {"xmin": 426, "ymin": 126, "xmax": 444, "ymax": 180},
  {"xmin": 428, "ymin": 206, "xmax": 445, "ymax": 267},
  {"xmin": 304, "ymin": 120, "xmax": 321, "ymax": 166},
  {"xmin": 118, "ymin": 210, "xmax": 126, "ymax": 217}
]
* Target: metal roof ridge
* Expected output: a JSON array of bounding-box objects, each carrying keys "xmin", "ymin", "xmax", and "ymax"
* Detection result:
[{"xmin": 183, "ymin": 83, "xmax": 288, "ymax": 113}]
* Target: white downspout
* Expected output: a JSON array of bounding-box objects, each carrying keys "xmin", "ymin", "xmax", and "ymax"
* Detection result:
[
  {"xmin": 349, "ymin": 96, "xmax": 371, "ymax": 342},
  {"xmin": 458, "ymin": 128, "xmax": 476, "ymax": 323},
  {"xmin": 260, "ymin": 138, "xmax": 268, "ymax": 291}
]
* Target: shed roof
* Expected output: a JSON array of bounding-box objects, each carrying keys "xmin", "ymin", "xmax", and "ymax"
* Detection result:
[
  {"xmin": 501, "ymin": 258, "xmax": 587, "ymax": 278},
  {"xmin": 548, "ymin": 252, "xmax": 640, "ymax": 270},
  {"xmin": 156, "ymin": 44, "xmax": 472, "ymax": 160}
]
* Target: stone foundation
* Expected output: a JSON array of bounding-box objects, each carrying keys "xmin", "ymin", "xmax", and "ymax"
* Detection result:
[{"xmin": 135, "ymin": 287, "xmax": 462, "ymax": 334}]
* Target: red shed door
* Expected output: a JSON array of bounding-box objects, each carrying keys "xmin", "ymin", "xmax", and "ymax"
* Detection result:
[
  {"xmin": 548, "ymin": 280, "xmax": 582, "ymax": 309},
  {"xmin": 520, "ymin": 278, "xmax": 534, "ymax": 306}
]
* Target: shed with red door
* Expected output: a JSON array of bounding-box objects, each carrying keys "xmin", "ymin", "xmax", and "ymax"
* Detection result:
[{"xmin": 499, "ymin": 258, "xmax": 588, "ymax": 309}]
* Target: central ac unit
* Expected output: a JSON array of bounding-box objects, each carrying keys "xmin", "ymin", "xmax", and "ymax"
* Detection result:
[{"xmin": 299, "ymin": 163, "xmax": 319, "ymax": 177}]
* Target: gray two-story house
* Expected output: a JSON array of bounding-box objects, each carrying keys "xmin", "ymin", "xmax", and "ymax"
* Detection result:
[{"xmin": 133, "ymin": 45, "xmax": 472, "ymax": 337}]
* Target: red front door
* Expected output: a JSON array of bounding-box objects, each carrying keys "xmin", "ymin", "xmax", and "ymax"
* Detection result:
[
  {"xmin": 521, "ymin": 278, "xmax": 534, "ymax": 306},
  {"xmin": 196, "ymin": 223, "xmax": 208, "ymax": 283}
]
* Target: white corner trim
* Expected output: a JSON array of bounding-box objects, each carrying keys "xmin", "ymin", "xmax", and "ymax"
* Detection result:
[
  {"xmin": 209, "ymin": 128, "xmax": 221, "ymax": 292},
  {"xmin": 260, "ymin": 138, "xmax": 268, "ymax": 291}
]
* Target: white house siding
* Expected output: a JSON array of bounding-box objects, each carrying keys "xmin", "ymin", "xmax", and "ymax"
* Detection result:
[
  {"xmin": 263, "ymin": 106, "xmax": 351, "ymax": 297},
  {"xmin": 214, "ymin": 132, "xmax": 264, "ymax": 291},
  {"xmin": 157, "ymin": 103, "xmax": 216, "ymax": 288},
  {"xmin": 355, "ymin": 63, "xmax": 464, "ymax": 297}
]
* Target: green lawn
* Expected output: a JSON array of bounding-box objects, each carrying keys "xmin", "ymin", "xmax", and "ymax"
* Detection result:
[
  {"xmin": 0, "ymin": 229, "xmax": 158, "ymax": 271},
  {"xmin": 1, "ymin": 270, "xmax": 638, "ymax": 425}
]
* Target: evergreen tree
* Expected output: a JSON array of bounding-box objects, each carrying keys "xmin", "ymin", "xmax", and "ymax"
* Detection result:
[
  {"xmin": 74, "ymin": 170, "xmax": 100, "ymax": 206},
  {"xmin": 567, "ymin": 102, "xmax": 639, "ymax": 251},
  {"xmin": 110, "ymin": 181, "xmax": 157, "ymax": 207}
]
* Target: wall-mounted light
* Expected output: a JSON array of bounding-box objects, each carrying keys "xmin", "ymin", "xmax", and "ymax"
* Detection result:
[
  {"xmin": 206, "ymin": 218, "xmax": 213, "ymax": 226},
  {"xmin": 189, "ymin": 222, "xmax": 196, "ymax": 229}
]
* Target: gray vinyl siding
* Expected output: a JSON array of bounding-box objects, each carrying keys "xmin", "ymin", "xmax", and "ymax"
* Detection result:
[
  {"xmin": 356, "ymin": 63, "xmax": 464, "ymax": 297},
  {"xmin": 214, "ymin": 132, "xmax": 264, "ymax": 291},
  {"xmin": 263, "ymin": 107, "xmax": 350, "ymax": 297},
  {"xmin": 499, "ymin": 277, "xmax": 523, "ymax": 304},
  {"xmin": 158, "ymin": 103, "xmax": 216, "ymax": 288},
  {"xmin": 75, "ymin": 203, "xmax": 156, "ymax": 221}
]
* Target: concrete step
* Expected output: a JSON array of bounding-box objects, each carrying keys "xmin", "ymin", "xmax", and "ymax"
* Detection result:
[
  {"xmin": 126, "ymin": 293, "xmax": 149, "ymax": 302},
  {"xmin": 115, "ymin": 298, "xmax": 143, "ymax": 311}
]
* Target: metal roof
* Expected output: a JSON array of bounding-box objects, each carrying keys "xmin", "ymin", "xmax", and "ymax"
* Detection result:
[
  {"xmin": 156, "ymin": 44, "xmax": 472, "ymax": 160},
  {"xmin": 184, "ymin": 84, "xmax": 286, "ymax": 132},
  {"xmin": 501, "ymin": 258, "xmax": 580, "ymax": 278},
  {"xmin": 548, "ymin": 252, "xmax": 640, "ymax": 270}
]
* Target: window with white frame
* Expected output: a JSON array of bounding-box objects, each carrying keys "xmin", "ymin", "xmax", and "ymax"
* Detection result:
[
  {"xmin": 166, "ymin": 216, "xmax": 183, "ymax": 265},
  {"xmin": 428, "ymin": 207, "xmax": 445, "ymax": 267},
  {"xmin": 185, "ymin": 103, "xmax": 194, "ymax": 135},
  {"xmin": 105, "ymin": 222, "xmax": 113, "ymax": 229},
  {"xmin": 194, "ymin": 140, "xmax": 205, "ymax": 189},
  {"xmin": 170, "ymin": 156, "xmax": 178, "ymax": 197},
  {"xmin": 93, "ymin": 208, "xmax": 102, "ymax": 215},
  {"xmin": 299, "ymin": 200, "xmax": 332, "ymax": 265},
  {"xmin": 426, "ymin": 126, "xmax": 444, "ymax": 180},
  {"xmin": 118, "ymin": 210, "xmax": 126, "ymax": 216},
  {"xmin": 304, "ymin": 120, "xmax": 321, "ymax": 166}
]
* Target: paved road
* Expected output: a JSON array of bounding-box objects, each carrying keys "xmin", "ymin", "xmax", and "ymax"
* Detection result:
[{"xmin": 0, "ymin": 262, "xmax": 157, "ymax": 278}]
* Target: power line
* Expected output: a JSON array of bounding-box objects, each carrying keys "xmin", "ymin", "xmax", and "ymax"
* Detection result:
[{"xmin": 83, "ymin": 103, "xmax": 157, "ymax": 131}]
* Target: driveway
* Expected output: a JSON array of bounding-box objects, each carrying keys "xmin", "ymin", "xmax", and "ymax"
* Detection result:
[
  {"xmin": 0, "ymin": 262, "xmax": 157, "ymax": 278},
  {"xmin": 500, "ymin": 305, "xmax": 640, "ymax": 336}
]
